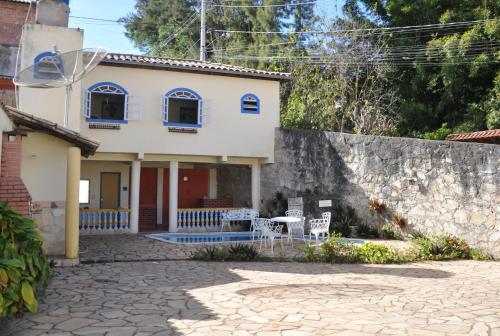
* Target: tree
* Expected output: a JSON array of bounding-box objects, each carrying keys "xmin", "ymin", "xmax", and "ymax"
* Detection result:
[
  {"xmin": 122, "ymin": 0, "xmax": 317, "ymax": 70},
  {"xmin": 343, "ymin": 0, "xmax": 500, "ymax": 136},
  {"xmin": 282, "ymin": 20, "xmax": 398, "ymax": 135}
]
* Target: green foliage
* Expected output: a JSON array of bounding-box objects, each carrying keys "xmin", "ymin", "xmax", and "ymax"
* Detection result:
[
  {"xmin": 191, "ymin": 244, "xmax": 265, "ymax": 262},
  {"xmin": 380, "ymin": 224, "xmax": 403, "ymax": 240},
  {"xmin": 303, "ymin": 243, "xmax": 319, "ymax": 262},
  {"xmin": 357, "ymin": 242, "xmax": 405, "ymax": 264},
  {"xmin": 0, "ymin": 203, "xmax": 51, "ymax": 317},
  {"xmin": 411, "ymin": 234, "xmax": 471, "ymax": 260},
  {"xmin": 303, "ymin": 232, "xmax": 494, "ymax": 264},
  {"xmin": 329, "ymin": 204, "xmax": 358, "ymax": 237},
  {"xmin": 423, "ymin": 123, "xmax": 453, "ymax": 140},
  {"xmin": 122, "ymin": 0, "xmax": 316, "ymax": 70},
  {"xmin": 355, "ymin": 223, "xmax": 379, "ymax": 238},
  {"xmin": 469, "ymin": 248, "xmax": 494, "ymax": 261},
  {"xmin": 320, "ymin": 233, "xmax": 360, "ymax": 263},
  {"xmin": 344, "ymin": 0, "xmax": 500, "ymax": 137}
]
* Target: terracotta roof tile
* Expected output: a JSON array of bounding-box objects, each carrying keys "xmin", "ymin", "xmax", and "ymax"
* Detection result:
[
  {"xmin": 447, "ymin": 129, "xmax": 500, "ymax": 144},
  {"xmin": 0, "ymin": 104, "xmax": 100, "ymax": 156},
  {"xmin": 102, "ymin": 53, "xmax": 290, "ymax": 81}
]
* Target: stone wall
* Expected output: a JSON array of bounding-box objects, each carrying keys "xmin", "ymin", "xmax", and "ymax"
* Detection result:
[
  {"xmin": 259, "ymin": 129, "xmax": 499, "ymax": 257},
  {"xmin": 217, "ymin": 166, "xmax": 252, "ymax": 208}
]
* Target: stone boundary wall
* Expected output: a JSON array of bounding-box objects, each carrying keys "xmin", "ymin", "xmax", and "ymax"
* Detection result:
[{"xmin": 260, "ymin": 128, "xmax": 499, "ymax": 257}]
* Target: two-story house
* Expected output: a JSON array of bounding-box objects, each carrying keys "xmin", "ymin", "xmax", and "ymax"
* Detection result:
[{"xmin": 4, "ymin": 0, "xmax": 289, "ymax": 258}]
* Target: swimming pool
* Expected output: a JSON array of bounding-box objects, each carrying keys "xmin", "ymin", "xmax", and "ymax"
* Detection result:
[{"xmin": 147, "ymin": 231, "xmax": 365, "ymax": 245}]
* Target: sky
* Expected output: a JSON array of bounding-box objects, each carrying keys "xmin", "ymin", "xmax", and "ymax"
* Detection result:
[{"xmin": 68, "ymin": 0, "xmax": 345, "ymax": 55}]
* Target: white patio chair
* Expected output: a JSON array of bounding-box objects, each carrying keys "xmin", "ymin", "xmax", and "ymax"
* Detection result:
[
  {"xmin": 285, "ymin": 209, "xmax": 303, "ymax": 217},
  {"xmin": 286, "ymin": 217, "xmax": 306, "ymax": 246},
  {"xmin": 251, "ymin": 218, "xmax": 271, "ymax": 241},
  {"xmin": 261, "ymin": 224, "xmax": 284, "ymax": 256},
  {"xmin": 322, "ymin": 212, "xmax": 331, "ymax": 226},
  {"xmin": 309, "ymin": 218, "xmax": 330, "ymax": 242}
]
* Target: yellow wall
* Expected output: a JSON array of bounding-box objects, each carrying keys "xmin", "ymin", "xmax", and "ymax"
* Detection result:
[
  {"xmin": 21, "ymin": 132, "xmax": 70, "ymax": 201},
  {"xmin": 79, "ymin": 66, "xmax": 281, "ymax": 162},
  {"xmin": 18, "ymin": 24, "xmax": 84, "ymax": 131},
  {"xmin": 80, "ymin": 161, "xmax": 130, "ymax": 209}
]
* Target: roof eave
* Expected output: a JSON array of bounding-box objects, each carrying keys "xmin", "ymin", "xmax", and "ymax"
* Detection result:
[
  {"xmin": 0, "ymin": 104, "xmax": 100, "ymax": 156},
  {"xmin": 100, "ymin": 59, "xmax": 291, "ymax": 81}
]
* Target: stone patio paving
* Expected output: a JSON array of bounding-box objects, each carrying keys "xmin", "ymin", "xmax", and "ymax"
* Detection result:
[{"xmin": 4, "ymin": 259, "xmax": 500, "ymax": 335}]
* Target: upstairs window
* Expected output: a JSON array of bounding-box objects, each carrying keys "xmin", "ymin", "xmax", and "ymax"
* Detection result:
[
  {"xmin": 83, "ymin": 82, "xmax": 142, "ymax": 124},
  {"xmin": 163, "ymin": 88, "xmax": 202, "ymax": 128},
  {"xmin": 241, "ymin": 93, "xmax": 260, "ymax": 114},
  {"xmin": 34, "ymin": 51, "xmax": 64, "ymax": 80}
]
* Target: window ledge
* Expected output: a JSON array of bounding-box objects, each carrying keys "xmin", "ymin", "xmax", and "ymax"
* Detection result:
[
  {"xmin": 241, "ymin": 110, "xmax": 260, "ymax": 114},
  {"xmin": 86, "ymin": 118, "xmax": 128, "ymax": 124},
  {"xmin": 163, "ymin": 122, "xmax": 201, "ymax": 128}
]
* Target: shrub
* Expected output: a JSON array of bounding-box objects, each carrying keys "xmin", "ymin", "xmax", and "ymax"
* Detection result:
[
  {"xmin": 303, "ymin": 243, "xmax": 319, "ymax": 262},
  {"xmin": 392, "ymin": 214, "xmax": 406, "ymax": 227},
  {"xmin": 469, "ymin": 248, "xmax": 493, "ymax": 261},
  {"xmin": 329, "ymin": 204, "xmax": 360, "ymax": 237},
  {"xmin": 356, "ymin": 223, "xmax": 379, "ymax": 238},
  {"xmin": 0, "ymin": 203, "xmax": 51, "ymax": 317},
  {"xmin": 191, "ymin": 244, "xmax": 265, "ymax": 262},
  {"xmin": 368, "ymin": 199, "xmax": 387, "ymax": 213},
  {"xmin": 320, "ymin": 234, "xmax": 360, "ymax": 263},
  {"xmin": 380, "ymin": 224, "xmax": 403, "ymax": 240},
  {"xmin": 411, "ymin": 234, "xmax": 471, "ymax": 260},
  {"xmin": 357, "ymin": 242, "xmax": 404, "ymax": 264}
]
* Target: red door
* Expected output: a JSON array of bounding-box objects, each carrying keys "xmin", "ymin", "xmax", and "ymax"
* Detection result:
[
  {"xmin": 163, "ymin": 168, "xmax": 209, "ymax": 225},
  {"xmin": 139, "ymin": 167, "xmax": 157, "ymax": 231}
]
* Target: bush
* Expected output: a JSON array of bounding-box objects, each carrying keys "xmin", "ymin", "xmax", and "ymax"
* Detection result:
[
  {"xmin": 191, "ymin": 244, "xmax": 265, "ymax": 262},
  {"xmin": 469, "ymin": 248, "xmax": 493, "ymax": 261},
  {"xmin": 411, "ymin": 234, "xmax": 472, "ymax": 260},
  {"xmin": 356, "ymin": 223, "xmax": 379, "ymax": 238},
  {"xmin": 380, "ymin": 224, "xmax": 403, "ymax": 240},
  {"xmin": 320, "ymin": 233, "xmax": 359, "ymax": 263},
  {"xmin": 0, "ymin": 203, "xmax": 51, "ymax": 317},
  {"xmin": 303, "ymin": 243, "xmax": 319, "ymax": 262},
  {"xmin": 357, "ymin": 242, "xmax": 405, "ymax": 264},
  {"xmin": 329, "ymin": 204, "xmax": 360, "ymax": 237}
]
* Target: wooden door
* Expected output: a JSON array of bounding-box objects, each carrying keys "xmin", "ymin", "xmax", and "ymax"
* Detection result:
[
  {"xmin": 100, "ymin": 173, "xmax": 120, "ymax": 209},
  {"xmin": 139, "ymin": 167, "xmax": 157, "ymax": 231}
]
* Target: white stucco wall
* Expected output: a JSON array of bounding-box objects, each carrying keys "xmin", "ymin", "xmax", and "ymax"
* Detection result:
[
  {"xmin": 18, "ymin": 23, "xmax": 84, "ymax": 131},
  {"xmin": 80, "ymin": 160, "xmax": 130, "ymax": 209},
  {"xmin": 79, "ymin": 66, "xmax": 281, "ymax": 162},
  {"xmin": 21, "ymin": 132, "xmax": 71, "ymax": 256},
  {"xmin": 21, "ymin": 132, "xmax": 69, "ymax": 202}
]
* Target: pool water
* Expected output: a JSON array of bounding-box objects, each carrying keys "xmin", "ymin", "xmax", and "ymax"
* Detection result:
[{"xmin": 147, "ymin": 231, "xmax": 365, "ymax": 245}]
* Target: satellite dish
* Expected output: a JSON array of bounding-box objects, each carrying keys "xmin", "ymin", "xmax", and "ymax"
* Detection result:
[{"xmin": 14, "ymin": 47, "xmax": 108, "ymax": 127}]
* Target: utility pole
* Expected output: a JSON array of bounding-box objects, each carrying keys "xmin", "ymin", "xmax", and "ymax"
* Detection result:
[{"xmin": 200, "ymin": 0, "xmax": 206, "ymax": 61}]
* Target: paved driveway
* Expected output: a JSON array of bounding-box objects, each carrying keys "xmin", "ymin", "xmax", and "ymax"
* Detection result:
[{"xmin": 4, "ymin": 260, "xmax": 500, "ymax": 335}]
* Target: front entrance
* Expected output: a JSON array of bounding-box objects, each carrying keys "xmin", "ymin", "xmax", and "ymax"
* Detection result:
[{"xmin": 100, "ymin": 172, "xmax": 120, "ymax": 209}]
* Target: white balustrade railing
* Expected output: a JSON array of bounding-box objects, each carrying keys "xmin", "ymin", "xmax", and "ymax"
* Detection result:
[
  {"xmin": 79, "ymin": 209, "xmax": 130, "ymax": 234},
  {"xmin": 177, "ymin": 208, "xmax": 237, "ymax": 231}
]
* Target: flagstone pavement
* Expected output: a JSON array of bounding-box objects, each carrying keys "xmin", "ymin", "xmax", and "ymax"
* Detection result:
[{"xmin": 4, "ymin": 259, "xmax": 500, "ymax": 336}]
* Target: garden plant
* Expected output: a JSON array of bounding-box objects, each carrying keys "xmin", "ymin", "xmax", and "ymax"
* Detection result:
[{"xmin": 0, "ymin": 203, "xmax": 51, "ymax": 317}]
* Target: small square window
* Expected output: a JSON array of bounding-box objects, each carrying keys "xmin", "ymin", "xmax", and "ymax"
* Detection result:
[{"xmin": 79, "ymin": 179, "xmax": 90, "ymax": 204}]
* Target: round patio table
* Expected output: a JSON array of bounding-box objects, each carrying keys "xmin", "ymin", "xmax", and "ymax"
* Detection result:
[{"xmin": 271, "ymin": 216, "xmax": 304, "ymax": 245}]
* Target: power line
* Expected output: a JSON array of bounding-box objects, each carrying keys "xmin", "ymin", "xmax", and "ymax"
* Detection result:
[
  {"xmin": 209, "ymin": 1, "xmax": 316, "ymax": 8},
  {"xmin": 212, "ymin": 18, "xmax": 500, "ymax": 35}
]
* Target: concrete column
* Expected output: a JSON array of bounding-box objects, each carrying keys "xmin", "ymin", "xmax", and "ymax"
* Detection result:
[
  {"xmin": 156, "ymin": 167, "xmax": 163, "ymax": 225},
  {"xmin": 169, "ymin": 161, "xmax": 179, "ymax": 232},
  {"xmin": 208, "ymin": 168, "xmax": 217, "ymax": 199},
  {"xmin": 130, "ymin": 160, "xmax": 141, "ymax": 234},
  {"xmin": 251, "ymin": 163, "xmax": 261, "ymax": 212},
  {"xmin": 65, "ymin": 147, "xmax": 81, "ymax": 259}
]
